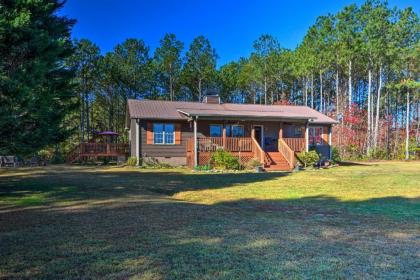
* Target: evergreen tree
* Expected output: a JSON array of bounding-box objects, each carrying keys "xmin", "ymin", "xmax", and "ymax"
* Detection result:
[
  {"xmin": 67, "ymin": 39, "xmax": 101, "ymax": 142},
  {"xmin": 0, "ymin": 0, "xmax": 76, "ymax": 156},
  {"xmin": 182, "ymin": 36, "xmax": 217, "ymax": 101},
  {"xmin": 154, "ymin": 33, "xmax": 184, "ymax": 100}
]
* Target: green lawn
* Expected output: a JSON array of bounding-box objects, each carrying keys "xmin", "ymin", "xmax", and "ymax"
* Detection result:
[{"xmin": 0, "ymin": 162, "xmax": 419, "ymax": 279}]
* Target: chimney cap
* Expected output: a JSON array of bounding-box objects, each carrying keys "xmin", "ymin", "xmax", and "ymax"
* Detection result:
[{"xmin": 202, "ymin": 89, "xmax": 221, "ymax": 104}]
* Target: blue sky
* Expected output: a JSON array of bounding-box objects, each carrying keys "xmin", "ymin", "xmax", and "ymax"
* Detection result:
[{"xmin": 61, "ymin": 0, "xmax": 419, "ymax": 66}]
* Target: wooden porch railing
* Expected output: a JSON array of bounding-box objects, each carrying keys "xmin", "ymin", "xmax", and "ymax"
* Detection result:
[
  {"xmin": 197, "ymin": 137, "xmax": 252, "ymax": 152},
  {"xmin": 187, "ymin": 136, "xmax": 296, "ymax": 168},
  {"xmin": 283, "ymin": 138, "xmax": 305, "ymax": 152},
  {"xmin": 67, "ymin": 143, "xmax": 129, "ymax": 163},
  {"xmin": 79, "ymin": 143, "xmax": 129, "ymax": 155},
  {"xmin": 278, "ymin": 138, "xmax": 296, "ymax": 169},
  {"xmin": 251, "ymin": 137, "xmax": 263, "ymax": 164},
  {"xmin": 186, "ymin": 137, "xmax": 260, "ymax": 167},
  {"xmin": 251, "ymin": 136, "xmax": 272, "ymax": 166}
]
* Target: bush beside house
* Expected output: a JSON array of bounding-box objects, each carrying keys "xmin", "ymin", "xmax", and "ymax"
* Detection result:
[
  {"xmin": 297, "ymin": 150, "xmax": 320, "ymax": 168},
  {"xmin": 210, "ymin": 149, "xmax": 241, "ymax": 170}
]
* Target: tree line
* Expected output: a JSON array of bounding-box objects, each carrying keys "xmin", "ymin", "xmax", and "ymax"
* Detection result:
[
  {"xmin": 71, "ymin": 0, "xmax": 419, "ymax": 160},
  {"xmin": 1, "ymin": 0, "xmax": 419, "ymax": 161}
]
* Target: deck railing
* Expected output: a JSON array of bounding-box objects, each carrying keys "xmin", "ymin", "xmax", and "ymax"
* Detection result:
[
  {"xmin": 283, "ymin": 138, "xmax": 305, "ymax": 152},
  {"xmin": 67, "ymin": 143, "xmax": 129, "ymax": 163},
  {"xmin": 79, "ymin": 143, "xmax": 129, "ymax": 155},
  {"xmin": 187, "ymin": 136, "xmax": 299, "ymax": 168},
  {"xmin": 251, "ymin": 137, "xmax": 263, "ymax": 164},
  {"xmin": 197, "ymin": 137, "xmax": 253, "ymax": 152},
  {"xmin": 278, "ymin": 138, "xmax": 296, "ymax": 169}
]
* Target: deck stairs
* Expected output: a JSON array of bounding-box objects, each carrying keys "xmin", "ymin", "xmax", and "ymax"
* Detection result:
[
  {"xmin": 264, "ymin": 151, "xmax": 293, "ymax": 171},
  {"xmin": 67, "ymin": 145, "xmax": 81, "ymax": 163}
]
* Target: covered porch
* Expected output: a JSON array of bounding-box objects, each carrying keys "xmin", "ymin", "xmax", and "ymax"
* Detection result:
[{"xmin": 185, "ymin": 119, "xmax": 331, "ymax": 169}]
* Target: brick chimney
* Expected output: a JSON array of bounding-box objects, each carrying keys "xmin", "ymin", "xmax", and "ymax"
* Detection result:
[{"xmin": 203, "ymin": 89, "xmax": 221, "ymax": 104}]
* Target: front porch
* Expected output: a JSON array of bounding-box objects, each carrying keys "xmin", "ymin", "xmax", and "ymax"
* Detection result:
[
  {"xmin": 186, "ymin": 136, "xmax": 305, "ymax": 170},
  {"xmin": 185, "ymin": 120, "xmax": 327, "ymax": 170}
]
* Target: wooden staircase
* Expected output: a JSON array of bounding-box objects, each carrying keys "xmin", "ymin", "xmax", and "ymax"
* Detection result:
[
  {"xmin": 251, "ymin": 134, "xmax": 296, "ymax": 172},
  {"xmin": 264, "ymin": 151, "xmax": 293, "ymax": 171},
  {"xmin": 66, "ymin": 145, "xmax": 81, "ymax": 163}
]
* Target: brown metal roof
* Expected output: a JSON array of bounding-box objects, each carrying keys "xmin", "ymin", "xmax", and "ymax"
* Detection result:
[{"xmin": 127, "ymin": 99, "xmax": 339, "ymax": 124}]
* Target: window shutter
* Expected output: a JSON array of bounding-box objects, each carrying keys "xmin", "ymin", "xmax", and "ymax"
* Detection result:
[
  {"xmin": 175, "ymin": 123, "xmax": 181, "ymax": 144},
  {"xmin": 147, "ymin": 122, "xmax": 153, "ymax": 144}
]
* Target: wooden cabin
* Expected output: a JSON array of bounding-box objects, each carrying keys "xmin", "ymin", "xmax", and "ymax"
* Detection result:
[{"xmin": 126, "ymin": 95, "xmax": 338, "ymax": 171}]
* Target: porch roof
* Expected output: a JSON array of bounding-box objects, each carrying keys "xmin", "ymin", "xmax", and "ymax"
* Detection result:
[{"xmin": 127, "ymin": 99, "xmax": 339, "ymax": 124}]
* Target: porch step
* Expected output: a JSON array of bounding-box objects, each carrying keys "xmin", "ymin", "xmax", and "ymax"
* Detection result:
[{"xmin": 264, "ymin": 152, "xmax": 292, "ymax": 171}]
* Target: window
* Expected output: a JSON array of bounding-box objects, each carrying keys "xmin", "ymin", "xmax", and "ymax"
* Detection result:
[
  {"xmin": 232, "ymin": 125, "xmax": 244, "ymax": 137},
  {"xmin": 226, "ymin": 125, "xmax": 231, "ymax": 137},
  {"xmin": 153, "ymin": 124, "xmax": 164, "ymax": 144},
  {"xmin": 294, "ymin": 127, "xmax": 303, "ymax": 137},
  {"xmin": 153, "ymin": 123, "xmax": 175, "ymax": 144},
  {"xmin": 209, "ymin": 125, "xmax": 222, "ymax": 137},
  {"xmin": 225, "ymin": 125, "xmax": 244, "ymax": 137},
  {"xmin": 309, "ymin": 127, "xmax": 323, "ymax": 146},
  {"xmin": 164, "ymin": 124, "xmax": 174, "ymax": 144}
]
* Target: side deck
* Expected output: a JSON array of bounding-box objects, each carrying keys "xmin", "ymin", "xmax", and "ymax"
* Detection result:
[{"xmin": 67, "ymin": 143, "xmax": 129, "ymax": 163}]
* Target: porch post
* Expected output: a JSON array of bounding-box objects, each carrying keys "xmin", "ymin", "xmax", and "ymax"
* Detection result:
[
  {"xmin": 136, "ymin": 119, "xmax": 140, "ymax": 166},
  {"xmin": 222, "ymin": 126, "xmax": 227, "ymax": 149},
  {"xmin": 279, "ymin": 122, "xmax": 283, "ymax": 138},
  {"xmin": 305, "ymin": 122, "xmax": 309, "ymax": 152},
  {"xmin": 194, "ymin": 117, "xmax": 198, "ymax": 167},
  {"xmin": 328, "ymin": 125, "xmax": 332, "ymax": 160}
]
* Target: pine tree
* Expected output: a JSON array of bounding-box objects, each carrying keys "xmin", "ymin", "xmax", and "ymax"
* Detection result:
[{"xmin": 0, "ymin": 0, "xmax": 77, "ymax": 156}]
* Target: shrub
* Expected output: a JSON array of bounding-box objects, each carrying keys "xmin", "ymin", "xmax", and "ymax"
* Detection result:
[
  {"xmin": 127, "ymin": 156, "xmax": 138, "ymax": 166},
  {"xmin": 143, "ymin": 157, "xmax": 172, "ymax": 168},
  {"xmin": 345, "ymin": 144, "xmax": 364, "ymax": 160},
  {"xmin": 397, "ymin": 137, "xmax": 419, "ymax": 160},
  {"xmin": 37, "ymin": 149, "xmax": 53, "ymax": 161},
  {"xmin": 51, "ymin": 148, "xmax": 64, "ymax": 164},
  {"xmin": 210, "ymin": 149, "xmax": 241, "ymax": 170},
  {"xmin": 331, "ymin": 147, "xmax": 341, "ymax": 163},
  {"xmin": 297, "ymin": 150, "xmax": 320, "ymax": 168},
  {"xmin": 369, "ymin": 148, "xmax": 387, "ymax": 160},
  {"xmin": 194, "ymin": 164, "xmax": 212, "ymax": 171},
  {"xmin": 245, "ymin": 158, "xmax": 262, "ymax": 170}
]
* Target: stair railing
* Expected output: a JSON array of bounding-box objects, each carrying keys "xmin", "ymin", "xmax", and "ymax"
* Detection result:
[
  {"xmin": 278, "ymin": 138, "xmax": 296, "ymax": 169},
  {"xmin": 251, "ymin": 136, "xmax": 268, "ymax": 166},
  {"xmin": 66, "ymin": 144, "xmax": 81, "ymax": 163}
]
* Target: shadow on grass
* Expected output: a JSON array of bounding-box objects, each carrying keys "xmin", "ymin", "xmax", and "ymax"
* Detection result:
[
  {"xmin": 214, "ymin": 195, "xmax": 420, "ymax": 221},
  {"xmin": 0, "ymin": 193, "xmax": 418, "ymax": 279},
  {"xmin": 338, "ymin": 161, "xmax": 374, "ymax": 166},
  {"xmin": 0, "ymin": 166, "xmax": 419, "ymax": 278},
  {"xmin": 0, "ymin": 166, "xmax": 289, "ymax": 208}
]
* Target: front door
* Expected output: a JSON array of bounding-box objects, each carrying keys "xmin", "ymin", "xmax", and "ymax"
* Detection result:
[{"xmin": 254, "ymin": 126, "xmax": 263, "ymax": 148}]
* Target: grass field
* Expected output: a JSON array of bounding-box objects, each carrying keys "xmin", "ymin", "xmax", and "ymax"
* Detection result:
[{"xmin": 0, "ymin": 162, "xmax": 419, "ymax": 279}]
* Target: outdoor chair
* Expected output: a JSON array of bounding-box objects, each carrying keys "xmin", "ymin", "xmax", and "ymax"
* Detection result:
[
  {"xmin": 28, "ymin": 157, "xmax": 39, "ymax": 167},
  {"xmin": 2, "ymin": 156, "xmax": 18, "ymax": 167}
]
